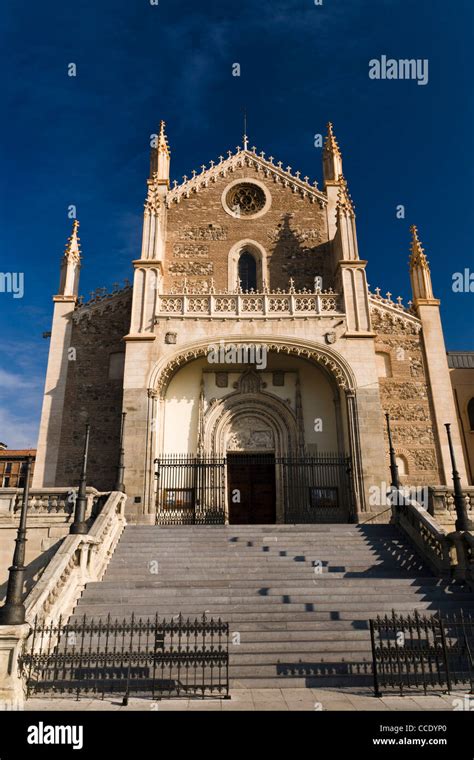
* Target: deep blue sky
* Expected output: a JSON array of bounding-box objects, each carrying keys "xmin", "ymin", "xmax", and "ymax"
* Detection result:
[{"xmin": 1, "ymin": 0, "xmax": 473, "ymax": 447}]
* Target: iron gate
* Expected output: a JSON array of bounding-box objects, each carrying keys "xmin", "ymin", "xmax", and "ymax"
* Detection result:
[
  {"xmin": 370, "ymin": 610, "xmax": 474, "ymax": 696},
  {"xmin": 154, "ymin": 453, "xmax": 354, "ymax": 524},
  {"xmin": 20, "ymin": 613, "xmax": 230, "ymax": 700},
  {"xmin": 280, "ymin": 453, "xmax": 354, "ymax": 523},
  {"xmin": 155, "ymin": 455, "xmax": 226, "ymax": 525}
]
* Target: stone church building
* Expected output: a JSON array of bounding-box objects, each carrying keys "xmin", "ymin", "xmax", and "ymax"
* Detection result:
[{"xmin": 32, "ymin": 123, "xmax": 470, "ymax": 524}]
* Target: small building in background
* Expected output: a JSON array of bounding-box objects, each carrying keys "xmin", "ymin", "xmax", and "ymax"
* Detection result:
[{"xmin": 0, "ymin": 450, "xmax": 36, "ymax": 489}]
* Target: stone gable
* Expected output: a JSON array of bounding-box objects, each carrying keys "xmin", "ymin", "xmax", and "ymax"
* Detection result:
[{"xmin": 164, "ymin": 165, "xmax": 331, "ymax": 293}]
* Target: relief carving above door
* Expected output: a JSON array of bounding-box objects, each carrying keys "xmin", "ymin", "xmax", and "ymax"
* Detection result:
[{"xmin": 226, "ymin": 416, "xmax": 275, "ymax": 452}]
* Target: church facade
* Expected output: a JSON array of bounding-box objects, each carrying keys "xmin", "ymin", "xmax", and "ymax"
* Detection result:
[{"xmin": 32, "ymin": 123, "xmax": 469, "ymax": 524}]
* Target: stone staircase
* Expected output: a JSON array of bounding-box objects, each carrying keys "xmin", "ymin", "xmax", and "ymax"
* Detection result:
[{"xmin": 70, "ymin": 524, "xmax": 474, "ymax": 688}]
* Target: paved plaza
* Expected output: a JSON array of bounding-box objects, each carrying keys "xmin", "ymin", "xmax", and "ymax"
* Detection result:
[{"xmin": 22, "ymin": 688, "xmax": 473, "ymax": 712}]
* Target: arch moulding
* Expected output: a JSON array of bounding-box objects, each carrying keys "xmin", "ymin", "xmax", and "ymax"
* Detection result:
[{"xmin": 147, "ymin": 336, "xmax": 357, "ymax": 399}]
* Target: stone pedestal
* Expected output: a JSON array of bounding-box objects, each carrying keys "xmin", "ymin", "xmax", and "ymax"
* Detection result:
[{"xmin": 0, "ymin": 624, "xmax": 28, "ymax": 709}]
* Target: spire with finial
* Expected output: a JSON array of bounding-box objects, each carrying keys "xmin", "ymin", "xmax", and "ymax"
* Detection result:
[
  {"xmin": 243, "ymin": 110, "xmax": 249, "ymax": 150},
  {"xmin": 325, "ymin": 122, "xmax": 341, "ymax": 156},
  {"xmin": 149, "ymin": 120, "xmax": 171, "ymax": 184},
  {"xmin": 64, "ymin": 219, "xmax": 81, "ymax": 262},
  {"xmin": 409, "ymin": 225, "xmax": 430, "ymax": 272},
  {"xmin": 158, "ymin": 120, "xmax": 170, "ymax": 156},
  {"xmin": 323, "ymin": 122, "xmax": 343, "ymax": 184},
  {"xmin": 59, "ymin": 220, "xmax": 81, "ymax": 297},
  {"xmin": 409, "ymin": 225, "xmax": 435, "ymax": 303}
]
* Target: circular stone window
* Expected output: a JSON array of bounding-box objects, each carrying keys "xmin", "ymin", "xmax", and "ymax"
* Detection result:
[{"xmin": 222, "ymin": 179, "xmax": 271, "ymax": 219}]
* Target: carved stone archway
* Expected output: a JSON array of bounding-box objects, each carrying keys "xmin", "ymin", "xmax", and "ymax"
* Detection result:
[
  {"xmin": 148, "ymin": 336, "xmax": 357, "ymax": 398},
  {"xmin": 200, "ymin": 389, "xmax": 299, "ymax": 459},
  {"xmin": 145, "ymin": 337, "xmax": 363, "ymax": 516},
  {"xmin": 199, "ymin": 388, "xmax": 299, "ymax": 522}
]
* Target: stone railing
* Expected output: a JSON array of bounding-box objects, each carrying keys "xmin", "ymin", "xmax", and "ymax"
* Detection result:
[
  {"xmin": 24, "ymin": 491, "xmax": 126, "ymax": 625},
  {"xmin": 0, "ymin": 491, "xmax": 126, "ymax": 706},
  {"xmin": 427, "ymin": 486, "xmax": 474, "ymax": 529},
  {"xmin": 155, "ymin": 290, "xmax": 342, "ymax": 320},
  {"xmin": 463, "ymin": 532, "xmax": 474, "ymax": 588},
  {"xmin": 390, "ymin": 491, "xmax": 455, "ymax": 577},
  {"xmin": 0, "ymin": 487, "xmax": 107, "ymax": 519},
  {"xmin": 448, "ymin": 531, "xmax": 474, "ymax": 590}
]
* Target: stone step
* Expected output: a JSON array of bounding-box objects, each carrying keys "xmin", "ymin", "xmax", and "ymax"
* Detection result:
[
  {"xmin": 86, "ymin": 577, "xmax": 448, "ymax": 589},
  {"xmin": 104, "ymin": 555, "xmax": 429, "ymax": 575},
  {"xmin": 225, "ymin": 658, "xmax": 373, "ymax": 673},
  {"xmin": 116, "ymin": 540, "xmax": 401, "ymax": 547},
  {"xmin": 115, "ymin": 549, "xmax": 415, "ymax": 554},
  {"xmin": 230, "ymin": 673, "xmax": 374, "ymax": 692},
  {"xmin": 124, "ymin": 525, "xmax": 397, "ymax": 532},
  {"xmin": 69, "ymin": 523, "xmax": 474, "ymax": 690},
  {"xmin": 79, "ymin": 589, "xmax": 472, "ymax": 604},
  {"xmin": 73, "ymin": 600, "xmax": 468, "ymax": 617},
  {"xmin": 104, "ymin": 564, "xmax": 430, "ymax": 583},
  {"xmin": 67, "ymin": 608, "xmax": 458, "ymax": 624},
  {"xmin": 64, "ymin": 628, "xmax": 373, "ymax": 644},
  {"xmin": 231, "ymin": 647, "xmax": 374, "ymax": 659}
]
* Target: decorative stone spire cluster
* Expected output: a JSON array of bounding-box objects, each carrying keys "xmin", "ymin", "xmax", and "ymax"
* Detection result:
[
  {"xmin": 409, "ymin": 225, "xmax": 429, "ymax": 272},
  {"xmin": 58, "ymin": 220, "xmax": 81, "ymax": 298},
  {"xmin": 157, "ymin": 119, "xmax": 170, "ymax": 155},
  {"xmin": 144, "ymin": 181, "xmax": 162, "ymax": 215},
  {"xmin": 323, "ymin": 122, "xmax": 343, "ymax": 183},
  {"xmin": 325, "ymin": 122, "xmax": 341, "ymax": 156},
  {"xmin": 64, "ymin": 220, "xmax": 81, "ymax": 261},
  {"xmin": 150, "ymin": 120, "xmax": 171, "ymax": 185},
  {"xmin": 409, "ymin": 225, "xmax": 435, "ymax": 304},
  {"xmin": 336, "ymin": 175, "xmax": 355, "ymax": 218},
  {"xmin": 141, "ymin": 119, "xmax": 170, "ymax": 259}
]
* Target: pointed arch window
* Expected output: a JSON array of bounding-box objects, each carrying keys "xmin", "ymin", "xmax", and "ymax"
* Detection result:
[{"xmin": 238, "ymin": 252, "xmax": 257, "ymax": 292}]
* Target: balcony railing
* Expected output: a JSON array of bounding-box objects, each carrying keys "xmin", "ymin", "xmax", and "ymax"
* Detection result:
[{"xmin": 155, "ymin": 289, "xmax": 342, "ymax": 319}]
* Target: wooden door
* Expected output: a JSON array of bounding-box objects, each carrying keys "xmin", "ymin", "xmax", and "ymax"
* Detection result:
[{"xmin": 227, "ymin": 454, "xmax": 276, "ymax": 524}]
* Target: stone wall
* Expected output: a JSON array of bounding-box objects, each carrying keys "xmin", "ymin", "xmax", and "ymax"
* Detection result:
[
  {"xmin": 54, "ymin": 291, "xmax": 132, "ymax": 490},
  {"xmin": 164, "ymin": 165, "xmax": 332, "ymax": 293},
  {"xmin": 371, "ymin": 304, "xmax": 442, "ymax": 486},
  {"xmin": 449, "ymin": 365, "xmax": 474, "ymax": 484}
]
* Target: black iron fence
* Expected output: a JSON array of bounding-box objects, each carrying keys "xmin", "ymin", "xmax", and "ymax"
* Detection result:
[
  {"xmin": 281, "ymin": 453, "xmax": 353, "ymax": 523},
  {"xmin": 154, "ymin": 453, "xmax": 354, "ymax": 524},
  {"xmin": 20, "ymin": 613, "xmax": 230, "ymax": 700},
  {"xmin": 155, "ymin": 455, "xmax": 226, "ymax": 525},
  {"xmin": 370, "ymin": 610, "xmax": 474, "ymax": 696}
]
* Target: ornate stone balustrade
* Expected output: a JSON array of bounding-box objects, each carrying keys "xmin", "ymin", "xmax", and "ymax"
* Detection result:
[
  {"xmin": 390, "ymin": 490, "xmax": 455, "ymax": 577},
  {"xmin": 156, "ymin": 290, "xmax": 342, "ymax": 320},
  {"xmin": 0, "ymin": 487, "xmax": 106, "ymax": 519},
  {"xmin": 24, "ymin": 491, "xmax": 126, "ymax": 626},
  {"xmin": 427, "ymin": 486, "xmax": 474, "ymax": 529},
  {"xmin": 0, "ymin": 491, "xmax": 126, "ymax": 705},
  {"xmin": 463, "ymin": 533, "xmax": 474, "ymax": 588}
]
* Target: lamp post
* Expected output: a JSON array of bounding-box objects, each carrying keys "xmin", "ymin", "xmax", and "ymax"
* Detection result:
[
  {"xmin": 115, "ymin": 412, "xmax": 126, "ymax": 492},
  {"xmin": 70, "ymin": 423, "xmax": 90, "ymax": 535},
  {"xmin": 385, "ymin": 413, "xmax": 401, "ymax": 491},
  {"xmin": 445, "ymin": 423, "xmax": 473, "ymax": 532},
  {"xmin": 0, "ymin": 456, "xmax": 33, "ymax": 625}
]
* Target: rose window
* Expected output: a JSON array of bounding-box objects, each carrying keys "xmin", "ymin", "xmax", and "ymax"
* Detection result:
[{"xmin": 226, "ymin": 183, "xmax": 266, "ymax": 216}]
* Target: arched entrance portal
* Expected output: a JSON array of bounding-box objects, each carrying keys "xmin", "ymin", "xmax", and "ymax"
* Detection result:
[
  {"xmin": 199, "ymin": 370, "xmax": 300, "ymax": 523},
  {"xmin": 149, "ymin": 339, "xmax": 359, "ymax": 524}
]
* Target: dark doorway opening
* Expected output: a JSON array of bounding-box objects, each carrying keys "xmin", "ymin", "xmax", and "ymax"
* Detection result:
[{"xmin": 227, "ymin": 453, "xmax": 276, "ymax": 524}]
